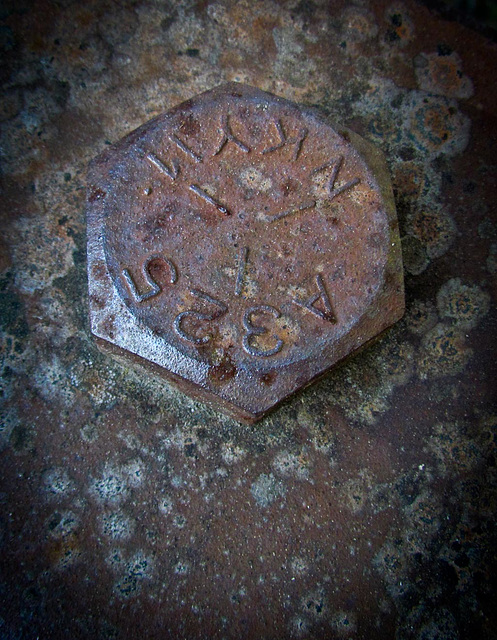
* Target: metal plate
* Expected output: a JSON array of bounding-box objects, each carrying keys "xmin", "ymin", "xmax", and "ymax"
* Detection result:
[{"xmin": 87, "ymin": 83, "xmax": 404, "ymax": 421}]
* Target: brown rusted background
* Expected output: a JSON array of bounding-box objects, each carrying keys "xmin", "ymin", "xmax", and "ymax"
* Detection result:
[{"xmin": 1, "ymin": 1, "xmax": 496, "ymax": 639}]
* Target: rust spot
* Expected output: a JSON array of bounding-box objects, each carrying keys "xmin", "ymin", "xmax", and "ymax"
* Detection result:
[
  {"xmin": 179, "ymin": 114, "xmax": 201, "ymax": 137},
  {"xmin": 88, "ymin": 186, "xmax": 106, "ymax": 203},
  {"xmin": 260, "ymin": 370, "xmax": 277, "ymax": 386},
  {"xmin": 147, "ymin": 257, "xmax": 177, "ymax": 286},
  {"xmin": 208, "ymin": 353, "xmax": 237, "ymax": 385}
]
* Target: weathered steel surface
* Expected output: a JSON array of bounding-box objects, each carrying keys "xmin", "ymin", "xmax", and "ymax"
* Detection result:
[
  {"xmin": 87, "ymin": 83, "xmax": 404, "ymax": 421},
  {"xmin": 1, "ymin": 1, "xmax": 496, "ymax": 639}
]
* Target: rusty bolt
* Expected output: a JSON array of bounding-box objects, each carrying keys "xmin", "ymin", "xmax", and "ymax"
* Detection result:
[{"xmin": 86, "ymin": 83, "xmax": 404, "ymax": 423}]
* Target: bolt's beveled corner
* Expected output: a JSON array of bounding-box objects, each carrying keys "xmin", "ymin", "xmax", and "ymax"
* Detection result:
[{"xmin": 86, "ymin": 83, "xmax": 404, "ymax": 423}]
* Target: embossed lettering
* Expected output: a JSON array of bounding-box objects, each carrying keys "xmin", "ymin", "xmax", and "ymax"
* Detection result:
[
  {"xmin": 293, "ymin": 274, "xmax": 336, "ymax": 323},
  {"xmin": 266, "ymin": 199, "xmax": 316, "ymax": 222},
  {"xmin": 122, "ymin": 257, "xmax": 177, "ymax": 302},
  {"xmin": 189, "ymin": 184, "xmax": 229, "ymax": 215},
  {"xmin": 262, "ymin": 119, "xmax": 307, "ymax": 161},
  {"xmin": 311, "ymin": 155, "xmax": 359, "ymax": 200},
  {"xmin": 147, "ymin": 153, "xmax": 180, "ymax": 181},
  {"xmin": 242, "ymin": 305, "xmax": 284, "ymax": 357},
  {"xmin": 173, "ymin": 289, "xmax": 227, "ymax": 345},
  {"xmin": 170, "ymin": 133, "xmax": 202, "ymax": 163},
  {"xmin": 213, "ymin": 115, "xmax": 250, "ymax": 155}
]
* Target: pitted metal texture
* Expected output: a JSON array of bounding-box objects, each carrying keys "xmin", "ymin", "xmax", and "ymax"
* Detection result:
[{"xmin": 87, "ymin": 83, "xmax": 404, "ymax": 421}]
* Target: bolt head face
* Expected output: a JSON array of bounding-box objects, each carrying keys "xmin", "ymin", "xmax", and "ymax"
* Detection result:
[{"xmin": 86, "ymin": 83, "xmax": 404, "ymax": 422}]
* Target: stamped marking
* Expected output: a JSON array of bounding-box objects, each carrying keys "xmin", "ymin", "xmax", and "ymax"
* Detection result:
[
  {"xmin": 190, "ymin": 288, "xmax": 228, "ymax": 313},
  {"xmin": 235, "ymin": 246, "xmax": 249, "ymax": 296},
  {"xmin": 147, "ymin": 153, "xmax": 180, "ymax": 181},
  {"xmin": 189, "ymin": 184, "xmax": 229, "ymax": 215},
  {"xmin": 170, "ymin": 133, "xmax": 202, "ymax": 163},
  {"xmin": 293, "ymin": 274, "xmax": 336, "ymax": 323},
  {"xmin": 173, "ymin": 289, "xmax": 227, "ymax": 345},
  {"xmin": 312, "ymin": 155, "xmax": 360, "ymax": 200},
  {"xmin": 242, "ymin": 305, "xmax": 284, "ymax": 357},
  {"xmin": 266, "ymin": 199, "xmax": 316, "ymax": 222},
  {"xmin": 262, "ymin": 119, "xmax": 308, "ymax": 161},
  {"xmin": 122, "ymin": 257, "xmax": 177, "ymax": 302},
  {"xmin": 214, "ymin": 115, "xmax": 250, "ymax": 155}
]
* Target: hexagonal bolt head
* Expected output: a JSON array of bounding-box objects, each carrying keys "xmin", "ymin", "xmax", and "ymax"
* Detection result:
[{"xmin": 86, "ymin": 83, "xmax": 404, "ymax": 423}]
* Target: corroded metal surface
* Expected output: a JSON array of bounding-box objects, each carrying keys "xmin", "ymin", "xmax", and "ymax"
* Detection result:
[
  {"xmin": 87, "ymin": 83, "xmax": 403, "ymax": 421},
  {"xmin": 1, "ymin": 1, "xmax": 496, "ymax": 639}
]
